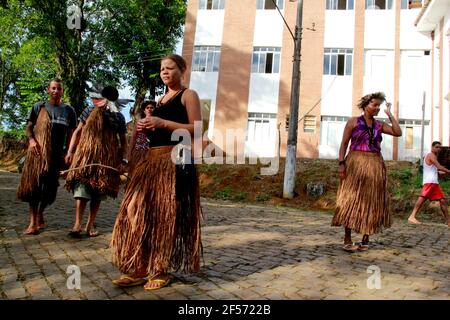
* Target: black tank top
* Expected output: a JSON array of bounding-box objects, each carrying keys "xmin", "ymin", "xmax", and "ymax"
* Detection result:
[{"xmin": 148, "ymin": 88, "xmax": 189, "ymax": 147}]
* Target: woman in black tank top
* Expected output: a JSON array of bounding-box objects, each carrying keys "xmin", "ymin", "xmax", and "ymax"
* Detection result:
[{"xmin": 111, "ymin": 54, "xmax": 203, "ymax": 291}]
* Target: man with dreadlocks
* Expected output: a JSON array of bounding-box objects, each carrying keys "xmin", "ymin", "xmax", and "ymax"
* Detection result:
[
  {"xmin": 18, "ymin": 79, "xmax": 77, "ymax": 235},
  {"xmin": 65, "ymin": 86, "xmax": 127, "ymax": 238},
  {"xmin": 332, "ymin": 92, "xmax": 402, "ymax": 252}
]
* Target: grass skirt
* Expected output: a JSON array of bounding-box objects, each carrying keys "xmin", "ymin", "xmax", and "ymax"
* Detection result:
[
  {"xmin": 65, "ymin": 107, "xmax": 121, "ymax": 198},
  {"xmin": 332, "ymin": 151, "xmax": 391, "ymax": 235},
  {"xmin": 17, "ymin": 106, "xmax": 53, "ymax": 204},
  {"xmin": 111, "ymin": 145, "xmax": 202, "ymax": 277}
]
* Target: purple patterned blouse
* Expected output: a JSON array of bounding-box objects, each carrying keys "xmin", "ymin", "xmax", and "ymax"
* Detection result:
[{"xmin": 349, "ymin": 115, "xmax": 383, "ymax": 153}]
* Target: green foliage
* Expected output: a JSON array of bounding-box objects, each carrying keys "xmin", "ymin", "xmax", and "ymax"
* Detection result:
[
  {"xmin": 212, "ymin": 186, "xmax": 233, "ymax": 200},
  {"xmin": 255, "ymin": 192, "xmax": 271, "ymax": 202},
  {"xmin": 390, "ymin": 168, "xmax": 413, "ymax": 184},
  {"xmin": 233, "ymin": 192, "xmax": 247, "ymax": 201},
  {"xmin": 1, "ymin": 0, "xmax": 187, "ymax": 124},
  {"xmin": 0, "ymin": 126, "xmax": 26, "ymax": 140}
]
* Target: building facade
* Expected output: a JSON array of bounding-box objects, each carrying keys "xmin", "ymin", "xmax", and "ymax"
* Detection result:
[{"xmin": 182, "ymin": 0, "xmax": 450, "ymax": 161}]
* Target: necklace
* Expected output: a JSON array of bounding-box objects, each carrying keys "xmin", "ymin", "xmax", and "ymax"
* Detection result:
[{"xmin": 361, "ymin": 116, "xmax": 375, "ymax": 147}]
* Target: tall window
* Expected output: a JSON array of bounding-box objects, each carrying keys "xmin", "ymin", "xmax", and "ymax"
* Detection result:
[
  {"xmin": 252, "ymin": 47, "xmax": 281, "ymax": 74},
  {"xmin": 365, "ymin": 0, "xmax": 393, "ymax": 9},
  {"xmin": 257, "ymin": 0, "xmax": 284, "ymax": 10},
  {"xmin": 326, "ymin": 0, "xmax": 354, "ymax": 10},
  {"xmin": 199, "ymin": 0, "xmax": 225, "ymax": 10},
  {"xmin": 323, "ymin": 49, "xmax": 353, "ymax": 76},
  {"xmin": 192, "ymin": 46, "xmax": 221, "ymax": 72}
]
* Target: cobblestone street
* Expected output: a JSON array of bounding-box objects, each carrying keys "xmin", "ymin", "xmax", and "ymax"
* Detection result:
[{"xmin": 0, "ymin": 171, "xmax": 449, "ymax": 300}]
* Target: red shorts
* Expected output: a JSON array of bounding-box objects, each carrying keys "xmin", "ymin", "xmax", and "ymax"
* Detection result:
[{"xmin": 420, "ymin": 183, "xmax": 445, "ymax": 201}]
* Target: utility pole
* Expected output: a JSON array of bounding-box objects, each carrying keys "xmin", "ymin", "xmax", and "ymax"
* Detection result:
[
  {"xmin": 283, "ymin": 0, "xmax": 303, "ymax": 199},
  {"xmin": 419, "ymin": 91, "xmax": 426, "ymax": 165}
]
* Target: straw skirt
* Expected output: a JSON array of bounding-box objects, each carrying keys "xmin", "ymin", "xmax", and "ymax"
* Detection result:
[
  {"xmin": 111, "ymin": 145, "xmax": 202, "ymax": 278},
  {"xmin": 332, "ymin": 151, "xmax": 391, "ymax": 235},
  {"xmin": 17, "ymin": 106, "xmax": 55, "ymax": 204}
]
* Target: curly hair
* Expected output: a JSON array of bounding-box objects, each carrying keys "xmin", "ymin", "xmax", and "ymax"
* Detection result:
[{"xmin": 357, "ymin": 92, "xmax": 386, "ymax": 110}]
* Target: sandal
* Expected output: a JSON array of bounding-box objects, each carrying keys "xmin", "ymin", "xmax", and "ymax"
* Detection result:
[
  {"xmin": 112, "ymin": 275, "xmax": 147, "ymax": 287},
  {"xmin": 342, "ymin": 243, "xmax": 360, "ymax": 252},
  {"xmin": 143, "ymin": 275, "xmax": 172, "ymax": 291},
  {"xmin": 357, "ymin": 242, "xmax": 370, "ymax": 251}
]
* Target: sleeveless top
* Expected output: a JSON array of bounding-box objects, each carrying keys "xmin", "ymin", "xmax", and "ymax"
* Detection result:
[
  {"xmin": 148, "ymin": 88, "xmax": 189, "ymax": 147},
  {"xmin": 350, "ymin": 115, "xmax": 383, "ymax": 153},
  {"xmin": 134, "ymin": 131, "xmax": 151, "ymax": 150},
  {"xmin": 422, "ymin": 154, "xmax": 439, "ymax": 184}
]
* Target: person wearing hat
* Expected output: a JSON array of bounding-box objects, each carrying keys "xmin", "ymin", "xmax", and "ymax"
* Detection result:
[{"xmin": 65, "ymin": 86, "xmax": 127, "ymax": 237}]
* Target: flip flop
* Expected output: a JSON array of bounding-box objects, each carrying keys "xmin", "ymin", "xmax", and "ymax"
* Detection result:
[
  {"xmin": 342, "ymin": 243, "xmax": 359, "ymax": 252},
  {"xmin": 112, "ymin": 275, "xmax": 147, "ymax": 287},
  {"xmin": 357, "ymin": 242, "xmax": 370, "ymax": 251},
  {"xmin": 143, "ymin": 276, "xmax": 172, "ymax": 291}
]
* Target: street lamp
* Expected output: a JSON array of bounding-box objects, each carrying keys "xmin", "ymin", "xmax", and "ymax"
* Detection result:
[{"xmin": 271, "ymin": 0, "xmax": 304, "ymax": 199}]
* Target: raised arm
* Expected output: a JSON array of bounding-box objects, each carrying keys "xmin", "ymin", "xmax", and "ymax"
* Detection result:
[{"xmin": 382, "ymin": 102, "xmax": 402, "ymax": 137}]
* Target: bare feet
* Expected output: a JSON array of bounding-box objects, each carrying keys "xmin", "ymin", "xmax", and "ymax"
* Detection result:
[
  {"xmin": 85, "ymin": 228, "xmax": 99, "ymax": 237},
  {"xmin": 37, "ymin": 215, "xmax": 45, "ymax": 230},
  {"xmin": 23, "ymin": 226, "xmax": 39, "ymax": 235},
  {"xmin": 408, "ymin": 217, "xmax": 422, "ymax": 225}
]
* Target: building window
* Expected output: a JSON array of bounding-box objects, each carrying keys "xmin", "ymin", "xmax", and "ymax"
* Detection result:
[
  {"xmin": 365, "ymin": 0, "xmax": 393, "ymax": 9},
  {"xmin": 246, "ymin": 113, "xmax": 277, "ymax": 141},
  {"xmin": 257, "ymin": 0, "xmax": 284, "ymax": 10},
  {"xmin": 252, "ymin": 47, "xmax": 281, "ymax": 74},
  {"xmin": 303, "ymin": 115, "xmax": 316, "ymax": 133},
  {"xmin": 326, "ymin": 0, "xmax": 354, "ymax": 10},
  {"xmin": 405, "ymin": 127, "xmax": 413, "ymax": 149},
  {"xmin": 192, "ymin": 46, "xmax": 221, "ymax": 72},
  {"xmin": 323, "ymin": 48, "xmax": 353, "ymax": 76},
  {"xmin": 199, "ymin": 0, "xmax": 225, "ymax": 10},
  {"xmin": 401, "ymin": 0, "xmax": 422, "ymax": 9}
]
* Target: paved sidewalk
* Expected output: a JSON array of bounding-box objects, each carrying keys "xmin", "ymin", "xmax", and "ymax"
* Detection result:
[{"xmin": 0, "ymin": 171, "xmax": 449, "ymax": 300}]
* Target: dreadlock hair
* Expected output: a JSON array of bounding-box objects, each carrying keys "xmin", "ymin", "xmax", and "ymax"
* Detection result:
[{"xmin": 357, "ymin": 92, "xmax": 386, "ymax": 110}]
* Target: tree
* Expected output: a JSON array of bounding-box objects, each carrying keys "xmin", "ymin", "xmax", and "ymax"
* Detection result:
[
  {"xmin": 1, "ymin": 0, "xmax": 187, "ymax": 128},
  {"xmin": 102, "ymin": 0, "xmax": 186, "ymax": 113},
  {"xmin": 0, "ymin": 0, "xmax": 57, "ymax": 131}
]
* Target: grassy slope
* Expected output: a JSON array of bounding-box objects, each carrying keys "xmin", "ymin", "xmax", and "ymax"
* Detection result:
[{"xmin": 198, "ymin": 158, "xmax": 450, "ymax": 223}]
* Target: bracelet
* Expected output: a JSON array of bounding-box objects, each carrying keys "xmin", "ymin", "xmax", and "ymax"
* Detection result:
[{"xmin": 338, "ymin": 160, "xmax": 346, "ymax": 166}]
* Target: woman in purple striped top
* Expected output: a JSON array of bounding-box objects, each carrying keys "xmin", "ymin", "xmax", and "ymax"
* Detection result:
[{"xmin": 332, "ymin": 92, "xmax": 402, "ymax": 252}]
